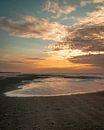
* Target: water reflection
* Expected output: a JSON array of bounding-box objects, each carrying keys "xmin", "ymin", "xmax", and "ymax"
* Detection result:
[{"xmin": 5, "ymin": 77, "xmax": 104, "ymax": 97}]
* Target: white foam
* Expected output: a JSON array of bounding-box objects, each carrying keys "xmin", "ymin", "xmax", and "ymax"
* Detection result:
[{"xmin": 5, "ymin": 90, "xmax": 103, "ymax": 97}]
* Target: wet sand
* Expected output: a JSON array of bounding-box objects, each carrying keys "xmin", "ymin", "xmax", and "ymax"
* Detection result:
[{"xmin": 0, "ymin": 76, "xmax": 104, "ymax": 130}]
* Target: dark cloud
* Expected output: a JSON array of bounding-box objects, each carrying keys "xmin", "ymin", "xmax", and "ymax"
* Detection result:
[
  {"xmin": 69, "ymin": 54, "xmax": 104, "ymax": 68},
  {"xmin": 50, "ymin": 24, "xmax": 104, "ymax": 52},
  {"xmin": 64, "ymin": 25, "xmax": 104, "ymax": 52}
]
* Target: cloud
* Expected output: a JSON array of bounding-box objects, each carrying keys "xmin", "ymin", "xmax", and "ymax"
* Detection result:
[
  {"xmin": 0, "ymin": 56, "xmax": 46, "ymax": 65},
  {"xmin": 0, "ymin": 16, "xmax": 66, "ymax": 41},
  {"xmin": 43, "ymin": 0, "xmax": 76, "ymax": 18},
  {"xmin": 0, "ymin": 60, "xmax": 24, "ymax": 64},
  {"xmin": 0, "ymin": 57, "xmax": 47, "ymax": 72},
  {"xmin": 80, "ymin": 0, "xmax": 104, "ymax": 7},
  {"xmin": 49, "ymin": 6, "xmax": 104, "ymax": 68},
  {"xmin": 69, "ymin": 54, "xmax": 104, "ymax": 69},
  {"xmin": 26, "ymin": 57, "xmax": 45, "ymax": 61},
  {"xmin": 50, "ymin": 6, "xmax": 104, "ymax": 52}
]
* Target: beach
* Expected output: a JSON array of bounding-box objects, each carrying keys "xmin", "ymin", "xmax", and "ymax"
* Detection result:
[{"xmin": 0, "ymin": 74, "xmax": 104, "ymax": 130}]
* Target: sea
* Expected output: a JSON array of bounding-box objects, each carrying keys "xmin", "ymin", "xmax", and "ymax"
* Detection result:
[{"xmin": 1, "ymin": 72, "xmax": 104, "ymax": 97}]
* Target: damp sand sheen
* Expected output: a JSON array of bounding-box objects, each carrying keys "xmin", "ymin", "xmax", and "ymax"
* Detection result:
[{"xmin": 4, "ymin": 77, "xmax": 104, "ymax": 97}]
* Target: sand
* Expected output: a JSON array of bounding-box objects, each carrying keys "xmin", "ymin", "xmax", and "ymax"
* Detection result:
[{"xmin": 0, "ymin": 75, "xmax": 104, "ymax": 130}]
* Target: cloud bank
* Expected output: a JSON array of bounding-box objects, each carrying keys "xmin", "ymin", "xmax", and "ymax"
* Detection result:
[
  {"xmin": 69, "ymin": 54, "xmax": 104, "ymax": 68},
  {"xmin": 50, "ymin": 6, "xmax": 104, "ymax": 52}
]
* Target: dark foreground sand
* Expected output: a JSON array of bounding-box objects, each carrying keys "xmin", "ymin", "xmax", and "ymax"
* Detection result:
[{"xmin": 0, "ymin": 76, "xmax": 104, "ymax": 130}]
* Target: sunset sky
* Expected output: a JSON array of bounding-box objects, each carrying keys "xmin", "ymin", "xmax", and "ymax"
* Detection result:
[{"xmin": 0, "ymin": 0, "xmax": 104, "ymax": 73}]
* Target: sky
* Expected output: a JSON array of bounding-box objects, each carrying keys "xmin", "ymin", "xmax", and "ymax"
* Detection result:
[{"xmin": 0, "ymin": 0, "xmax": 104, "ymax": 73}]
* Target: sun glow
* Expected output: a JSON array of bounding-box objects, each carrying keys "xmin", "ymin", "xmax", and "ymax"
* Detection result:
[
  {"xmin": 49, "ymin": 49, "xmax": 104, "ymax": 59},
  {"xmin": 31, "ymin": 56, "xmax": 94, "ymax": 70}
]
